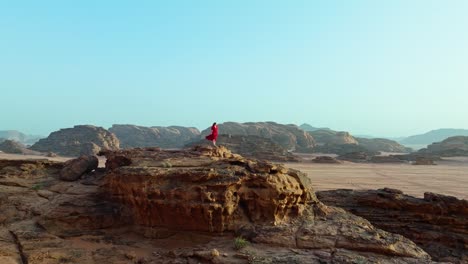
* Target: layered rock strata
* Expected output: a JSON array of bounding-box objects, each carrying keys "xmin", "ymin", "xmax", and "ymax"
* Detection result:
[{"xmin": 317, "ymin": 188, "xmax": 468, "ymax": 263}]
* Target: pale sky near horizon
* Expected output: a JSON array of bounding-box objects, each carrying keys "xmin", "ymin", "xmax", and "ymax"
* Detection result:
[{"xmin": 1, "ymin": 1, "xmax": 467, "ymax": 137}]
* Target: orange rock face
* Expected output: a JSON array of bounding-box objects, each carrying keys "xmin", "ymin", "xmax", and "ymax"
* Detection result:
[{"xmin": 103, "ymin": 146, "xmax": 316, "ymax": 232}]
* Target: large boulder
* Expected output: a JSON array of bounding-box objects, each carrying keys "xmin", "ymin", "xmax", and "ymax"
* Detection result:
[
  {"xmin": 317, "ymin": 188, "xmax": 468, "ymax": 263},
  {"xmin": 30, "ymin": 125, "xmax": 120, "ymax": 156},
  {"xmin": 59, "ymin": 155, "xmax": 98, "ymax": 181},
  {"xmin": 104, "ymin": 146, "xmax": 314, "ymax": 232},
  {"xmin": 109, "ymin": 124, "xmax": 201, "ymax": 149},
  {"xmin": 200, "ymin": 121, "xmax": 316, "ymax": 151}
]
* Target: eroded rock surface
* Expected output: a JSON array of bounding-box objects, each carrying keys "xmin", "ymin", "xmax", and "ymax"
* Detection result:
[
  {"xmin": 59, "ymin": 155, "xmax": 99, "ymax": 181},
  {"xmin": 30, "ymin": 125, "xmax": 120, "ymax": 157},
  {"xmin": 0, "ymin": 148, "xmax": 446, "ymax": 263},
  {"xmin": 104, "ymin": 146, "xmax": 313, "ymax": 232},
  {"xmin": 317, "ymin": 188, "xmax": 468, "ymax": 263}
]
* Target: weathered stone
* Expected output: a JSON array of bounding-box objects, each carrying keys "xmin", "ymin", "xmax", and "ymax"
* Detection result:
[
  {"xmin": 59, "ymin": 155, "xmax": 98, "ymax": 181},
  {"xmin": 317, "ymin": 188, "xmax": 468, "ymax": 262},
  {"xmin": 104, "ymin": 146, "xmax": 315, "ymax": 232}
]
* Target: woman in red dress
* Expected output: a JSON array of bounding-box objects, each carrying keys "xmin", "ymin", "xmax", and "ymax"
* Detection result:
[{"xmin": 205, "ymin": 122, "xmax": 218, "ymax": 146}]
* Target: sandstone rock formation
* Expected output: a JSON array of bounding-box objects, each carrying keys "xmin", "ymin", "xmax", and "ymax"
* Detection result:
[
  {"xmin": 103, "ymin": 145, "xmax": 312, "ymax": 232},
  {"xmin": 0, "ymin": 140, "xmax": 41, "ymax": 155},
  {"xmin": 30, "ymin": 125, "xmax": 120, "ymax": 156},
  {"xmin": 356, "ymin": 137, "xmax": 412, "ymax": 153},
  {"xmin": 317, "ymin": 188, "xmax": 468, "ymax": 263},
  {"xmin": 59, "ymin": 155, "xmax": 99, "ymax": 181},
  {"xmin": 102, "ymin": 146, "xmax": 434, "ymax": 262},
  {"xmin": 306, "ymin": 128, "xmax": 411, "ymax": 154},
  {"xmin": 418, "ymin": 136, "xmax": 468, "ymax": 156},
  {"xmin": 186, "ymin": 134, "xmax": 300, "ymax": 162},
  {"xmin": 0, "ymin": 147, "xmax": 448, "ymax": 263},
  {"xmin": 109, "ymin": 124, "xmax": 201, "ymax": 149},
  {"xmin": 309, "ymin": 129, "xmax": 358, "ymax": 145},
  {"xmin": 200, "ymin": 122, "xmax": 315, "ymax": 151}
]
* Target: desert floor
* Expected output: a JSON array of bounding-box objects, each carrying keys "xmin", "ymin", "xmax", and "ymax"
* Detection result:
[
  {"xmin": 287, "ymin": 154, "xmax": 468, "ymax": 200},
  {"xmin": 1, "ymin": 152, "xmax": 466, "ymax": 200}
]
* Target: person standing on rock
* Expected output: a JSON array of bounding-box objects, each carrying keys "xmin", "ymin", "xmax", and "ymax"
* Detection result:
[{"xmin": 205, "ymin": 122, "xmax": 218, "ymax": 146}]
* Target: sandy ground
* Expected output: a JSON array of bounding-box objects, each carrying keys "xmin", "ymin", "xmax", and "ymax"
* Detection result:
[
  {"xmin": 286, "ymin": 155, "xmax": 468, "ymax": 200},
  {"xmin": 1, "ymin": 152, "xmax": 466, "ymax": 200}
]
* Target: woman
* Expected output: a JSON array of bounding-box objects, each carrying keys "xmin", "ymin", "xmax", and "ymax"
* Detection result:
[{"xmin": 205, "ymin": 122, "xmax": 218, "ymax": 146}]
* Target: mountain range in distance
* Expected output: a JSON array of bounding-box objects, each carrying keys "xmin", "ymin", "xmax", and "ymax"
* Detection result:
[{"xmin": 2, "ymin": 125, "xmax": 468, "ymax": 150}]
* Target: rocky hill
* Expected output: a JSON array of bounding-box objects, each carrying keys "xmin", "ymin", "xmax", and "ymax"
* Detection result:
[
  {"xmin": 200, "ymin": 122, "xmax": 316, "ymax": 151},
  {"xmin": 418, "ymin": 136, "xmax": 468, "ymax": 156},
  {"xmin": 0, "ymin": 146, "xmax": 450, "ymax": 263},
  {"xmin": 109, "ymin": 124, "xmax": 200, "ymax": 149},
  {"xmin": 0, "ymin": 139, "xmax": 41, "ymax": 155},
  {"xmin": 308, "ymin": 129, "xmax": 358, "ymax": 145},
  {"xmin": 30, "ymin": 125, "xmax": 120, "ymax": 156},
  {"xmin": 186, "ymin": 134, "xmax": 300, "ymax": 162},
  {"xmin": 306, "ymin": 129, "xmax": 410, "ymax": 154},
  {"xmin": 356, "ymin": 137, "xmax": 412, "ymax": 153},
  {"xmin": 400, "ymin": 128, "xmax": 468, "ymax": 147}
]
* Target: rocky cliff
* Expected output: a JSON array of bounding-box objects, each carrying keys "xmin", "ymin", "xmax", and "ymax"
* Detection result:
[
  {"xmin": 30, "ymin": 125, "xmax": 120, "ymax": 156},
  {"xmin": 200, "ymin": 122, "xmax": 316, "ymax": 151},
  {"xmin": 317, "ymin": 188, "xmax": 468, "ymax": 263},
  {"xmin": 0, "ymin": 147, "xmax": 451, "ymax": 263},
  {"xmin": 109, "ymin": 124, "xmax": 200, "ymax": 149},
  {"xmin": 186, "ymin": 134, "xmax": 300, "ymax": 162},
  {"xmin": 418, "ymin": 136, "xmax": 468, "ymax": 156}
]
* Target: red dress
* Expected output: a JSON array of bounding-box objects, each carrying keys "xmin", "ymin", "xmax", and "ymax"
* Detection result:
[{"xmin": 205, "ymin": 124, "xmax": 218, "ymax": 141}]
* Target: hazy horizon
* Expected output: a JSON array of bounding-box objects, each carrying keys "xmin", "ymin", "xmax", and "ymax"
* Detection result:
[{"xmin": 2, "ymin": 1, "xmax": 467, "ymax": 137}]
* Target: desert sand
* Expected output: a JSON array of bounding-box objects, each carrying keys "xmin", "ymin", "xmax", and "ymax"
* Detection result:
[{"xmin": 287, "ymin": 155, "xmax": 468, "ymax": 200}]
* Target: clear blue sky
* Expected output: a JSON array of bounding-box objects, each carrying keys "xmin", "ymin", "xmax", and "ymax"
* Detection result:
[{"xmin": 1, "ymin": 1, "xmax": 467, "ymax": 137}]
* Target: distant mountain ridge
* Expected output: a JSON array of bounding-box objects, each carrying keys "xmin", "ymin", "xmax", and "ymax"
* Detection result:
[{"xmin": 399, "ymin": 129, "xmax": 468, "ymax": 146}]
